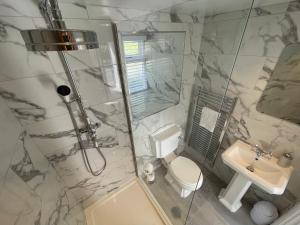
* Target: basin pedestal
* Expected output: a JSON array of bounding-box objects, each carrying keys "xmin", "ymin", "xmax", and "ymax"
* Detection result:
[{"xmin": 218, "ymin": 173, "xmax": 252, "ymax": 212}]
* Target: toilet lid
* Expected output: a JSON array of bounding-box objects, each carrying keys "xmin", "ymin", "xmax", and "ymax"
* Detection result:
[{"xmin": 169, "ymin": 156, "xmax": 201, "ymax": 187}]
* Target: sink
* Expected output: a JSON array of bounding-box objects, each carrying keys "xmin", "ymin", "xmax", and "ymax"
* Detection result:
[{"xmin": 219, "ymin": 140, "xmax": 293, "ymax": 212}]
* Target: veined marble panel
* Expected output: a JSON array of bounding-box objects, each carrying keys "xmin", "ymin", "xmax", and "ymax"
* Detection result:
[
  {"xmin": 239, "ymin": 11, "xmax": 300, "ymax": 57},
  {"xmin": 0, "ymin": 17, "xmax": 55, "ymax": 81},
  {"xmin": 0, "ymin": 64, "xmax": 122, "ymax": 126},
  {"xmin": 0, "ymin": 72, "xmax": 70, "ymax": 125},
  {"xmin": 52, "ymin": 145, "xmax": 135, "ymax": 207},
  {"xmin": 203, "ymin": 9, "xmax": 249, "ymax": 23},
  {"xmin": 287, "ymin": 0, "xmax": 300, "ymax": 12},
  {"xmin": 58, "ymin": 2, "xmax": 89, "ymax": 19},
  {"xmin": 0, "ymin": 168, "xmax": 86, "ymax": 225},
  {"xmin": 117, "ymin": 20, "xmax": 202, "ymax": 56},
  {"xmin": 26, "ymin": 99, "xmax": 126, "ymax": 156},
  {"xmin": 200, "ymin": 16, "xmax": 247, "ymax": 55},
  {"xmin": 87, "ymin": 4, "xmax": 151, "ymax": 21},
  {"xmin": 132, "ymin": 9, "xmax": 204, "ymax": 24},
  {"xmin": 84, "ymin": 0, "xmax": 188, "ymax": 12},
  {"xmin": 251, "ymin": 2, "xmax": 290, "ymax": 17},
  {"xmin": 0, "ymin": 96, "xmax": 86, "ymax": 225},
  {"xmin": 0, "ymin": 96, "xmax": 24, "ymax": 182},
  {"xmin": 0, "ymin": 0, "xmax": 41, "ymax": 17},
  {"xmin": 275, "ymin": 121, "xmax": 300, "ymax": 198},
  {"xmin": 196, "ymin": 53, "xmax": 236, "ymax": 94}
]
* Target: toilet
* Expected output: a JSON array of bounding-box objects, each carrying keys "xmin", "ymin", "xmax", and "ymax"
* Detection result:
[{"xmin": 150, "ymin": 124, "xmax": 203, "ymax": 198}]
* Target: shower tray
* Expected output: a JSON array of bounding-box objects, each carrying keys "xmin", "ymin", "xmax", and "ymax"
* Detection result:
[{"xmin": 85, "ymin": 178, "xmax": 172, "ymax": 225}]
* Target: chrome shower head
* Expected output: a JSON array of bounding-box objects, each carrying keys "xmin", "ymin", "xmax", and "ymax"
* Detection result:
[{"xmin": 21, "ymin": 29, "xmax": 99, "ymax": 51}]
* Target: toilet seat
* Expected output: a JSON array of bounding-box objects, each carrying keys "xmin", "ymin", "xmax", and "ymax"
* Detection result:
[{"xmin": 169, "ymin": 156, "xmax": 202, "ymax": 190}]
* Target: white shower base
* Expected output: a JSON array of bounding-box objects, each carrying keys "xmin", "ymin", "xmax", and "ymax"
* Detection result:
[{"xmin": 85, "ymin": 178, "xmax": 172, "ymax": 225}]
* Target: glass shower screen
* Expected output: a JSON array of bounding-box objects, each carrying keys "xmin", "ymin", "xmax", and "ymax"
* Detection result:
[{"xmin": 115, "ymin": 0, "xmax": 254, "ymax": 224}]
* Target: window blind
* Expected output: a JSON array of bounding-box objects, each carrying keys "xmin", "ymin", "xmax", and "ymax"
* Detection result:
[{"xmin": 123, "ymin": 38, "xmax": 148, "ymax": 94}]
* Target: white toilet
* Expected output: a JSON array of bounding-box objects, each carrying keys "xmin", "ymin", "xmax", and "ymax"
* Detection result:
[{"xmin": 150, "ymin": 124, "xmax": 203, "ymax": 198}]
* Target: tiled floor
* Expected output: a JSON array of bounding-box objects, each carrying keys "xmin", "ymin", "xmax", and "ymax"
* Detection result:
[{"xmin": 146, "ymin": 160, "xmax": 255, "ymax": 225}]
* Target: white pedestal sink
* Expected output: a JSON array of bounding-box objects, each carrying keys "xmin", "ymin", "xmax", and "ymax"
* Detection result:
[{"xmin": 219, "ymin": 140, "xmax": 293, "ymax": 213}]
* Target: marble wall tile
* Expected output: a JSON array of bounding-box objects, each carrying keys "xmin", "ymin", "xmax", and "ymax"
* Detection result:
[
  {"xmin": 200, "ymin": 17, "xmax": 247, "ymax": 55},
  {"xmin": 0, "ymin": 65, "xmax": 122, "ymax": 126},
  {"xmin": 0, "ymin": 169, "xmax": 42, "ymax": 225},
  {"xmin": 53, "ymin": 145, "xmax": 135, "ymax": 207},
  {"xmin": 274, "ymin": 121, "xmax": 300, "ymax": 198},
  {"xmin": 287, "ymin": 0, "xmax": 300, "ymax": 12},
  {"xmin": 0, "ymin": 97, "xmax": 24, "ymax": 182},
  {"xmin": 117, "ymin": 21, "xmax": 201, "ymax": 56},
  {"xmin": 239, "ymin": 12, "xmax": 299, "ymax": 57},
  {"xmin": 132, "ymin": 9, "xmax": 205, "ymax": 24},
  {"xmin": 10, "ymin": 131, "xmax": 50, "ymax": 190},
  {"xmin": 87, "ymin": 5, "xmax": 151, "ymax": 22},
  {"xmin": 132, "ymin": 12, "xmax": 173, "ymax": 23},
  {"xmin": 84, "ymin": 0, "xmax": 188, "ymax": 12},
  {"xmin": 0, "ymin": 72, "xmax": 69, "ymax": 125},
  {"xmin": 204, "ymin": 9, "xmax": 249, "ymax": 22},
  {"xmin": 58, "ymin": 2, "xmax": 89, "ymax": 19},
  {"xmin": 251, "ymin": 2, "xmax": 289, "ymax": 17},
  {"xmin": 26, "ymin": 100, "xmax": 124, "ymax": 157},
  {"xmin": 0, "ymin": 0, "xmax": 41, "ymax": 17},
  {"xmin": 0, "ymin": 169, "xmax": 85, "ymax": 225},
  {"xmin": 0, "ymin": 17, "xmax": 55, "ymax": 81},
  {"xmin": 197, "ymin": 53, "xmax": 236, "ymax": 94},
  {"xmin": 0, "ymin": 95, "xmax": 87, "ymax": 225}
]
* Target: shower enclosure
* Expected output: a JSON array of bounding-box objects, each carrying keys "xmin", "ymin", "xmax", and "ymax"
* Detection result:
[
  {"xmin": 115, "ymin": 0, "xmax": 255, "ymax": 224},
  {"xmin": 21, "ymin": 0, "xmax": 107, "ymax": 176}
]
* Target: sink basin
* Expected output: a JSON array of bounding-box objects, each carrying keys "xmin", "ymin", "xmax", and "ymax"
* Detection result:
[{"xmin": 219, "ymin": 140, "xmax": 293, "ymax": 212}]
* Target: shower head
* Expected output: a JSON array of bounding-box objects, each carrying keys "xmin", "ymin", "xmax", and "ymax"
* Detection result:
[
  {"xmin": 21, "ymin": 29, "xmax": 99, "ymax": 51},
  {"xmin": 57, "ymin": 85, "xmax": 71, "ymax": 102}
]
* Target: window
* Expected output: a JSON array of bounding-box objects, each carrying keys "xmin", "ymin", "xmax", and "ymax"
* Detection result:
[{"xmin": 123, "ymin": 36, "xmax": 148, "ymax": 94}]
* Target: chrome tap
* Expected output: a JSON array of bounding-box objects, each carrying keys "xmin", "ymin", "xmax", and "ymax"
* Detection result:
[
  {"xmin": 246, "ymin": 144, "xmax": 272, "ymax": 172},
  {"xmin": 253, "ymin": 144, "xmax": 272, "ymax": 160}
]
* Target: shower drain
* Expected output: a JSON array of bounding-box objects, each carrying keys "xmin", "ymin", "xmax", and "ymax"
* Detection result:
[{"xmin": 171, "ymin": 206, "xmax": 182, "ymax": 219}]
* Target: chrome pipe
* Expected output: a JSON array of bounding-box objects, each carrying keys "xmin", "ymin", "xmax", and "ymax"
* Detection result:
[
  {"xmin": 44, "ymin": 0, "xmax": 106, "ymax": 176},
  {"xmin": 62, "ymin": 95, "xmax": 106, "ymax": 176}
]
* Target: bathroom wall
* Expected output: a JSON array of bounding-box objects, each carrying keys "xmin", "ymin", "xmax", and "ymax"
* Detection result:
[
  {"xmin": 193, "ymin": 0, "xmax": 300, "ymax": 209},
  {"xmin": 116, "ymin": 9, "xmax": 204, "ymax": 173},
  {"xmin": 0, "ymin": 0, "xmax": 169, "ymax": 224},
  {"xmin": 0, "ymin": 96, "xmax": 87, "ymax": 225}
]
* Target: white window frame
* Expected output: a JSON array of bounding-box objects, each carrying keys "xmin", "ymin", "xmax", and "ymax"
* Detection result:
[{"xmin": 123, "ymin": 35, "xmax": 148, "ymax": 94}]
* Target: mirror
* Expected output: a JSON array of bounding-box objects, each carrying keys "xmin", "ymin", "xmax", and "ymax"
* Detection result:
[
  {"xmin": 257, "ymin": 43, "xmax": 300, "ymax": 125},
  {"xmin": 120, "ymin": 31, "xmax": 185, "ymax": 120}
]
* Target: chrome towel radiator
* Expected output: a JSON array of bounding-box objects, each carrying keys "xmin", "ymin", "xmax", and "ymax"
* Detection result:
[{"xmin": 187, "ymin": 86, "xmax": 237, "ymax": 164}]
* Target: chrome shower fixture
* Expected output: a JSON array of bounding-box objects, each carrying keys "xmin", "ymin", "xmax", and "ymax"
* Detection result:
[
  {"xmin": 20, "ymin": 0, "xmax": 99, "ymax": 51},
  {"xmin": 21, "ymin": 29, "xmax": 99, "ymax": 51},
  {"xmin": 57, "ymin": 85, "xmax": 71, "ymax": 102},
  {"xmin": 20, "ymin": 0, "xmax": 107, "ymax": 176}
]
